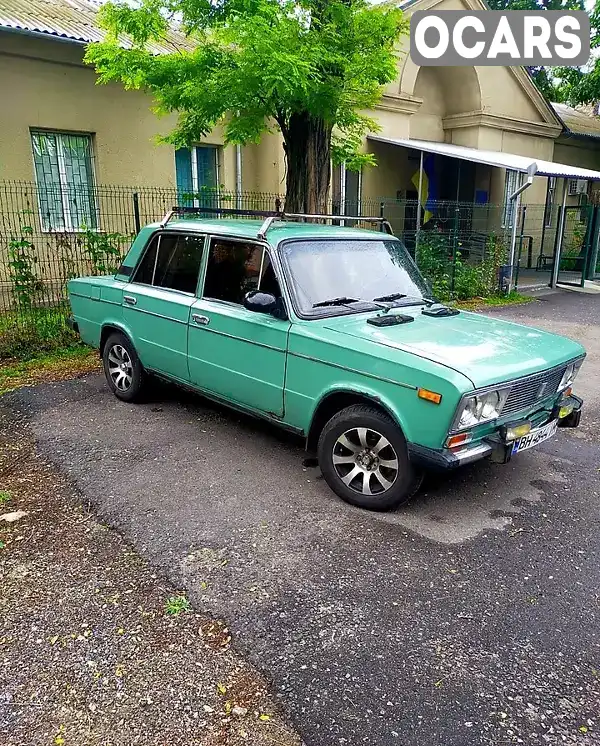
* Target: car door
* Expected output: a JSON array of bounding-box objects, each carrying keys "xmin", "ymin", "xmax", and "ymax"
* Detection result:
[
  {"xmin": 188, "ymin": 236, "xmax": 290, "ymax": 416},
  {"xmin": 122, "ymin": 231, "xmax": 205, "ymax": 382}
]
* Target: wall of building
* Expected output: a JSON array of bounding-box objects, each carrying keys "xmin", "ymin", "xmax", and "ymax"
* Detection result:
[
  {"xmin": 241, "ymin": 132, "xmax": 285, "ymax": 195},
  {"xmin": 1, "ymin": 32, "xmax": 180, "ymax": 186},
  {"xmin": 554, "ymin": 138, "xmax": 600, "ymax": 172},
  {"xmin": 0, "ymin": 31, "xmax": 288, "ymax": 193}
]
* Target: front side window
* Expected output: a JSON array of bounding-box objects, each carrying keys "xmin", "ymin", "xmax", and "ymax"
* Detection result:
[
  {"xmin": 133, "ymin": 233, "xmax": 205, "ymax": 294},
  {"xmin": 280, "ymin": 238, "xmax": 430, "ymax": 316},
  {"xmin": 31, "ymin": 130, "xmax": 97, "ymax": 231},
  {"xmin": 203, "ymin": 238, "xmax": 281, "ymax": 305}
]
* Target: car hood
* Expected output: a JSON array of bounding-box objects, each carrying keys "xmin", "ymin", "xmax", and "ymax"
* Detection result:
[{"xmin": 322, "ymin": 309, "xmax": 585, "ymax": 388}]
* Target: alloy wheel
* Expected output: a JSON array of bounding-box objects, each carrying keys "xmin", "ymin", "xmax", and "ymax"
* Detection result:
[
  {"xmin": 107, "ymin": 344, "xmax": 133, "ymax": 392},
  {"xmin": 332, "ymin": 426, "xmax": 399, "ymax": 496}
]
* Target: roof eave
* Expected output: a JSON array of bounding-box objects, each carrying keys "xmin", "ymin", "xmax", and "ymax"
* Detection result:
[
  {"xmin": 0, "ymin": 25, "xmax": 87, "ymax": 45},
  {"xmin": 559, "ymin": 128, "xmax": 600, "ymax": 143}
]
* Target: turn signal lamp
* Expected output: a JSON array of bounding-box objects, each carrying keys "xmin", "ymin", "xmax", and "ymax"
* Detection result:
[
  {"xmin": 418, "ymin": 388, "xmax": 442, "ymax": 404},
  {"xmin": 446, "ymin": 432, "xmax": 472, "ymax": 450}
]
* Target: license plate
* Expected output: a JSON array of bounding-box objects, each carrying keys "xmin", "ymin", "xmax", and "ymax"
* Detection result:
[{"xmin": 512, "ymin": 419, "xmax": 558, "ymax": 454}]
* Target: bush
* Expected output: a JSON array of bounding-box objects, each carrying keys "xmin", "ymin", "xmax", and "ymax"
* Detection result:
[
  {"xmin": 0, "ymin": 308, "xmax": 77, "ymax": 361},
  {"xmin": 80, "ymin": 226, "xmax": 130, "ymax": 275},
  {"xmin": 415, "ymin": 229, "xmax": 507, "ymax": 302},
  {"xmin": 1, "ymin": 218, "xmax": 131, "ymax": 361}
]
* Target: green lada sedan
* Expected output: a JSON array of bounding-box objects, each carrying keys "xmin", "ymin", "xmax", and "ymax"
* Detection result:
[{"xmin": 67, "ymin": 210, "xmax": 584, "ymax": 511}]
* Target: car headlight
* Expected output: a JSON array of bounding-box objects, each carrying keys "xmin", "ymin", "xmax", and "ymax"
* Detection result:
[
  {"xmin": 455, "ymin": 388, "xmax": 511, "ymax": 430},
  {"xmin": 558, "ymin": 358, "xmax": 583, "ymax": 391}
]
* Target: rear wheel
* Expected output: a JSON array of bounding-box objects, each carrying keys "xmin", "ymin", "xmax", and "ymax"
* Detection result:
[
  {"xmin": 317, "ymin": 404, "xmax": 422, "ymax": 511},
  {"xmin": 102, "ymin": 332, "xmax": 146, "ymax": 402}
]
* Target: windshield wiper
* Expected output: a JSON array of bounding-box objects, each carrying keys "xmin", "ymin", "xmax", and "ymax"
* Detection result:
[
  {"xmin": 373, "ymin": 292, "xmax": 435, "ymax": 307},
  {"xmin": 313, "ymin": 296, "xmax": 360, "ymax": 308},
  {"xmin": 372, "ymin": 293, "xmax": 406, "ymax": 302}
]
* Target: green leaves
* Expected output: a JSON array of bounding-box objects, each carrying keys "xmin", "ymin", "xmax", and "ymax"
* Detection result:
[
  {"xmin": 96, "ymin": 1, "xmax": 170, "ymax": 46},
  {"xmin": 84, "ymin": 0, "xmax": 406, "ymax": 169}
]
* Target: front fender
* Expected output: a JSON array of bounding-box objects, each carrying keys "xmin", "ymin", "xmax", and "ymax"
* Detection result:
[
  {"xmin": 290, "ymin": 361, "xmax": 468, "ymax": 450},
  {"xmin": 310, "ymin": 381, "xmax": 412, "ymax": 438}
]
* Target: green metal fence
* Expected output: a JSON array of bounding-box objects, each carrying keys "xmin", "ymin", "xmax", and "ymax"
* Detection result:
[{"xmin": 0, "ymin": 180, "xmax": 557, "ymax": 359}]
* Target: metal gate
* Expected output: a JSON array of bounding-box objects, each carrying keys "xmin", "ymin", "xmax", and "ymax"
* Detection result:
[{"xmin": 555, "ymin": 204, "xmax": 597, "ymax": 287}]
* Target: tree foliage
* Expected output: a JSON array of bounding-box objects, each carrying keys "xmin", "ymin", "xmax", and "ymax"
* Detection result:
[
  {"xmin": 486, "ymin": 0, "xmax": 586, "ymax": 102},
  {"xmin": 551, "ymin": 1, "xmax": 600, "ymax": 108},
  {"xmin": 85, "ymin": 0, "xmax": 407, "ymax": 211}
]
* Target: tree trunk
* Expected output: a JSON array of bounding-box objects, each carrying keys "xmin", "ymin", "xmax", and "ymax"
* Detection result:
[{"xmin": 283, "ymin": 112, "xmax": 332, "ymax": 214}]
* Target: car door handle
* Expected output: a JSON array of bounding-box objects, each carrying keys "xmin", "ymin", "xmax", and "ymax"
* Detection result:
[
  {"xmin": 123, "ymin": 295, "xmax": 137, "ymax": 306},
  {"xmin": 192, "ymin": 314, "xmax": 210, "ymax": 326}
]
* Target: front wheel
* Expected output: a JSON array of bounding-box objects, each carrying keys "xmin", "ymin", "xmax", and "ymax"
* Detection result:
[
  {"xmin": 102, "ymin": 332, "xmax": 146, "ymax": 402},
  {"xmin": 317, "ymin": 404, "xmax": 422, "ymax": 511}
]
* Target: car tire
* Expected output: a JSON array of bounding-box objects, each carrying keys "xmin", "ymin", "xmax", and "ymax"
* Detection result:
[
  {"xmin": 317, "ymin": 404, "xmax": 422, "ymax": 511},
  {"xmin": 102, "ymin": 332, "xmax": 146, "ymax": 403}
]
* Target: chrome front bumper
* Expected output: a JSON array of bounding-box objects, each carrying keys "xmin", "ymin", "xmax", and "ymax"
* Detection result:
[{"xmin": 408, "ymin": 394, "xmax": 582, "ymax": 472}]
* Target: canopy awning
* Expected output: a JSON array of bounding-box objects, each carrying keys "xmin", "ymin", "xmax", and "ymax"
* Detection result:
[{"xmin": 368, "ymin": 135, "xmax": 600, "ymax": 181}]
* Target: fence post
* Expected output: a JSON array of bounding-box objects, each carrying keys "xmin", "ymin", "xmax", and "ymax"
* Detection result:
[
  {"xmin": 450, "ymin": 206, "xmax": 460, "ymax": 295},
  {"xmin": 379, "ymin": 202, "xmax": 385, "ymax": 232},
  {"xmin": 514, "ymin": 204, "xmax": 527, "ymax": 291},
  {"xmin": 132, "ymin": 192, "xmax": 141, "ymax": 233}
]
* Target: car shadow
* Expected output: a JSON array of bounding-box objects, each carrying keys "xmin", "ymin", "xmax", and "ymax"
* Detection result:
[{"xmin": 145, "ymin": 376, "xmax": 480, "ymax": 506}]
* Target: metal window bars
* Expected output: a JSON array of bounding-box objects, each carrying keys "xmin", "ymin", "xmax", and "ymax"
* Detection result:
[{"xmin": 159, "ymin": 205, "xmax": 394, "ymax": 239}]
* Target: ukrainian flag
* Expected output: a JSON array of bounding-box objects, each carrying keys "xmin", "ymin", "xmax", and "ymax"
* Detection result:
[{"xmin": 411, "ymin": 154, "xmax": 436, "ymax": 224}]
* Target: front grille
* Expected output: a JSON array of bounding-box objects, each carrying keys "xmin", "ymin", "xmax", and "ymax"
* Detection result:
[{"xmin": 502, "ymin": 364, "xmax": 568, "ymax": 417}]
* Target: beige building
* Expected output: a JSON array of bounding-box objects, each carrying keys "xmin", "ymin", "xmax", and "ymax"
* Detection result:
[
  {"xmin": 1, "ymin": 0, "xmax": 600, "ymax": 277},
  {"xmin": 0, "ymin": 1, "xmax": 285, "ymax": 198}
]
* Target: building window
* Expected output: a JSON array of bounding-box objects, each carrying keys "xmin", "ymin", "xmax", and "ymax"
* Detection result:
[
  {"xmin": 331, "ymin": 162, "xmax": 361, "ymax": 217},
  {"xmin": 31, "ymin": 130, "xmax": 97, "ymax": 231},
  {"xmin": 544, "ymin": 177, "xmax": 556, "ymax": 228},
  {"xmin": 568, "ymin": 178, "xmax": 588, "ymax": 197},
  {"xmin": 175, "ymin": 146, "xmax": 219, "ymax": 206},
  {"xmin": 502, "ymin": 169, "xmax": 520, "ymax": 228}
]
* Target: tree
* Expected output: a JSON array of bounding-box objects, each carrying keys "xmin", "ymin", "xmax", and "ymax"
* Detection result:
[
  {"xmin": 85, "ymin": 0, "xmax": 406, "ymax": 212},
  {"xmin": 486, "ymin": 0, "xmax": 586, "ymax": 102},
  {"xmin": 552, "ymin": 1, "xmax": 600, "ymax": 109}
]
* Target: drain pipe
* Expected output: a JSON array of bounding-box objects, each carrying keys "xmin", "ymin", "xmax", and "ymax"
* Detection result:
[{"xmin": 507, "ymin": 161, "xmax": 538, "ymax": 293}]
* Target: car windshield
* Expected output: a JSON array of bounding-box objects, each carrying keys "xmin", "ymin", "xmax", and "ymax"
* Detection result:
[{"xmin": 280, "ymin": 238, "xmax": 431, "ymax": 315}]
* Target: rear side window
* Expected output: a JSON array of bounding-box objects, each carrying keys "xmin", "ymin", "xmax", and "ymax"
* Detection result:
[
  {"xmin": 133, "ymin": 233, "xmax": 205, "ymax": 294},
  {"xmin": 203, "ymin": 238, "xmax": 281, "ymax": 304}
]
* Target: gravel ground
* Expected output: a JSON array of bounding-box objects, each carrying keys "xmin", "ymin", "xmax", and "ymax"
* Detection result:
[
  {"xmin": 2, "ymin": 289, "xmax": 600, "ymax": 746},
  {"xmin": 0, "ymin": 409, "xmax": 301, "ymax": 746}
]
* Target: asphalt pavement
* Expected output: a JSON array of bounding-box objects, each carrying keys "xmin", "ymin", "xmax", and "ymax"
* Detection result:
[{"xmin": 5, "ymin": 289, "xmax": 600, "ymax": 745}]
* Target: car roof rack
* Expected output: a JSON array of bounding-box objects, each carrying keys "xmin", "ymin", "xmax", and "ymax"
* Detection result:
[{"xmin": 159, "ymin": 205, "xmax": 394, "ymax": 240}]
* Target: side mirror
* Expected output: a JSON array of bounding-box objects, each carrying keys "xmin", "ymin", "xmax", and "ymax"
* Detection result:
[{"xmin": 243, "ymin": 290, "xmax": 278, "ymax": 314}]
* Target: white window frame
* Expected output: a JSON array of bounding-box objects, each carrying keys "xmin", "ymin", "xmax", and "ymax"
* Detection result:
[
  {"xmin": 190, "ymin": 145, "xmax": 220, "ymax": 208},
  {"xmin": 502, "ymin": 169, "xmax": 520, "ymax": 229},
  {"xmin": 31, "ymin": 130, "xmax": 97, "ymax": 233},
  {"xmin": 331, "ymin": 161, "xmax": 362, "ymax": 221}
]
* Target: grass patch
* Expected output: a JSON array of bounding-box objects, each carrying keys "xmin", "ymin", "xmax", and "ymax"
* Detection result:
[
  {"xmin": 0, "ymin": 490, "xmax": 11, "ymax": 506},
  {"xmin": 454, "ymin": 292, "xmax": 534, "ymax": 311},
  {"xmin": 165, "ymin": 595, "xmax": 191, "ymax": 616},
  {"xmin": 0, "ymin": 307, "xmax": 78, "ymax": 361},
  {"xmin": 0, "ymin": 345, "xmax": 100, "ymax": 395}
]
